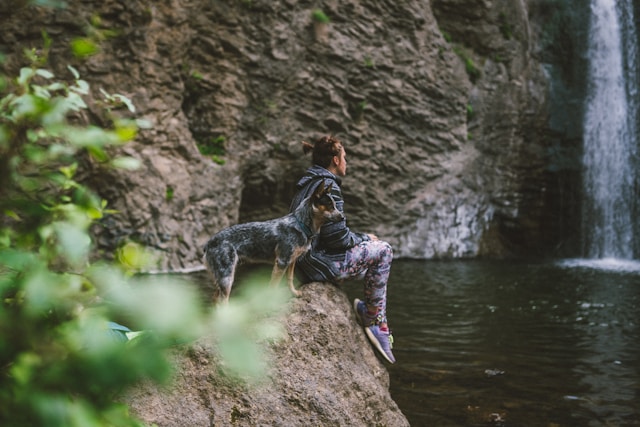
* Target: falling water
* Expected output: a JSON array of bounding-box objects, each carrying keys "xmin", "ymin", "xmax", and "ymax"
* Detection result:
[{"xmin": 581, "ymin": 0, "xmax": 639, "ymax": 260}]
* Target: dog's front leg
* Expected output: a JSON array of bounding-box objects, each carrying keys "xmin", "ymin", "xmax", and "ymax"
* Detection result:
[{"xmin": 285, "ymin": 263, "xmax": 301, "ymax": 297}]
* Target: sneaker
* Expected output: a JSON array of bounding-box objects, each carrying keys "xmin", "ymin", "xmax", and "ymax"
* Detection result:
[
  {"xmin": 353, "ymin": 298, "xmax": 376, "ymax": 326},
  {"xmin": 353, "ymin": 299, "xmax": 396, "ymax": 364},
  {"xmin": 364, "ymin": 325, "xmax": 396, "ymax": 364}
]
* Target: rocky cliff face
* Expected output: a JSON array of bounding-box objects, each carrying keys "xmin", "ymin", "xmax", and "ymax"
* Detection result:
[{"xmin": 1, "ymin": 0, "xmax": 553, "ymax": 269}]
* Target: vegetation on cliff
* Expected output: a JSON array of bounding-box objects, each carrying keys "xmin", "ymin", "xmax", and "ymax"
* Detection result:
[{"xmin": 0, "ymin": 32, "xmax": 287, "ymax": 425}]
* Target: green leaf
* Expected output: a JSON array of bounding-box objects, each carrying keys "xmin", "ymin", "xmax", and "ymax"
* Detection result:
[
  {"xmin": 86, "ymin": 207, "xmax": 103, "ymax": 220},
  {"xmin": 111, "ymin": 156, "xmax": 141, "ymax": 170},
  {"xmin": 64, "ymin": 125, "xmax": 118, "ymax": 148},
  {"xmin": 71, "ymin": 79, "xmax": 90, "ymax": 95},
  {"xmin": 67, "ymin": 64, "xmax": 80, "ymax": 79},
  {"xmin": 135, "ymin": 118, "xmax": 153, "ymax": 129},
  {"xmin": 10, "ymin": 353, "xmax": 42, "ymax": 385},
  {"xmin": 35, "ymin": 69, "xmax": 54, "ymax": 79},
  {"xmin": 53, "ymin": 221, "xmax": 91, "ymax": 266},
  {"xmin": 11, "ymin": 94, "xmax": 41, "ymax": 118},
  {"xmin": 65, "ymin": 91, "xmax": 89, "ymax": 111},
  {"xmin": 17, "ymin": 67, "xmax": 35, "ymax": 87},
  {"xmin": 113, "ymin": 94, "xmax": 135, "ymax": 113},
  {"xmin": 45, "ymin": 82, "xmax": 66, "ymax": 92},
  {"xmin": 116, "ymin": 242, "xmax": 154, "ymax": 271},
  {"xmin": 32, "ymin": 84, "xmax": 51, "ymax": 100},
  {"xmin": 71, "ymin": 38, "xmax": 99, "ymax": 58},
  {"xmin": 59, "ymin": 163, "xmax": 78, "ymax": 179},
  {"xmin": 115, "ymin": 125, "xmax": 137, "ymax": 142}
]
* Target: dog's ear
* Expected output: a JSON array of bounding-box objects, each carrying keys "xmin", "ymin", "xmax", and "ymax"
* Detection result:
[
  {"xmin": 323, "ymin": 179, "xmax": 332, "ymax": 194},
  {"xmin": 313, "ymin": 179, "xmax": 329, "ymax": 199}
]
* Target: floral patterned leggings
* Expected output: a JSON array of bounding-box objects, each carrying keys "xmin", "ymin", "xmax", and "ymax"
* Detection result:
[{"xmin": 333, "ymin": 239, "xmax": 393, "ymax": 325}]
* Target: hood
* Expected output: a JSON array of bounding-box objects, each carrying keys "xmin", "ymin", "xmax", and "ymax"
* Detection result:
[{"xmin": 295, "ymin": 165, "xmax": 342, "ymax": 189}]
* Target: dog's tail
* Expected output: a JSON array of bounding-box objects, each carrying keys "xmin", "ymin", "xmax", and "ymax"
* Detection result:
[{"xmin": 202, "ymin": 238, "xmax": 236, "ymax": 302}]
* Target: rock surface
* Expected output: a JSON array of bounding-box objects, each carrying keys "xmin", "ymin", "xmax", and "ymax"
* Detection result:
[
  {"xmin": 0, "ymin": 0, "xmax": 559, "ymax": 271},
  {"xmin": 125, "ymin": 280, "xmax": 409, "ymax": 427}
]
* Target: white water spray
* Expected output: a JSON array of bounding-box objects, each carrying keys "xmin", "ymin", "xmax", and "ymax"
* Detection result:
[{"xmin": 582, "ymin": 0, "xmax": 638, "ymax": 260}]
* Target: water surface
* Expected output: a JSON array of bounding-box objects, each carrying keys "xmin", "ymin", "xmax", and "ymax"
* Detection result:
[{"xmin": 368, "ymin": 259, "xmax": 640, "ymax": 426}]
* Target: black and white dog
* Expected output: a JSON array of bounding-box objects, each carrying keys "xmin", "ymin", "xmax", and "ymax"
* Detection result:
[{"xmin": 203, "ymin": 180, "xmax": 342, "ymax": 303}]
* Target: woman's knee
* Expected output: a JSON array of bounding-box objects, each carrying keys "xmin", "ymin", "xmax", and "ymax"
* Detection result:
[{"xmin": 372, "ymin": 240, "xmax": 393, "ymax": 263}]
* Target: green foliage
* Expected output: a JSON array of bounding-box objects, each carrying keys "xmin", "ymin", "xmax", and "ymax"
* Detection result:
[
  {"xmin": 453, "ymin": 46, "xmax": 481, "ymax": 83},
  {"xmin": 0, "ymin": 47, "xmax": 288, "ymax": 426},
  {"xmin": 71, "ymin": 38, "xmax": 99, "ymax": 58},
  {"xmin": 441, "ymin": 30, "xmax": 481, "ymax": 83},
  {"xmin": 197, "ymin": 135, "xmax": 226, "ymax": 165},
  {"xmin": 311, "ymin": 9, "xmax": 330, "ymax": 24},
  {"xmin": 0, "ymin": 49, "xmax": 192, "ymax": 425},
  {"xmin": 498, "ymin": 12, "xmax": 513, "ymax": 40},
  {"xmin": 357, "ymin": 100, "xmax": 367, "ymax": 111},
  {"xmin": 466, "ymin": 103, "xmax": 474, "ymax": 121},
  {"xmin": 165, "ymin": 185, "xmax": 174, "ymax": 202}
]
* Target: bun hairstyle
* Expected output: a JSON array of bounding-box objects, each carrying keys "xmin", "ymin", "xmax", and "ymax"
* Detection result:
[{"xmin": 302, "ymin": 135, "xmax": 343, "ymax": 168}]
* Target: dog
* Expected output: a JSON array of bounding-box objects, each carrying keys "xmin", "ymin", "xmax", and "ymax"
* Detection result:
[{"xmin": 203, "ymin": 179, "xmax": 343, "ymax": 303}]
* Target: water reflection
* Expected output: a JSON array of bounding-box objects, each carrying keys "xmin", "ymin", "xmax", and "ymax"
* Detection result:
[{"xmin": 343, "ymin": 260, "xmax": 640, "ymax": 426}]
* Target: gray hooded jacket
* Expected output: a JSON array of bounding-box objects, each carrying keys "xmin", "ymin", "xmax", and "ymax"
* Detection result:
[{"xmin": 289, "ymin": 165, "xmax": 370, "ymax": 282}]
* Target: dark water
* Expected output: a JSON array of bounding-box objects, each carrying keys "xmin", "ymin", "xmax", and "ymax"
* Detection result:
[
  {"xmin": 364, "ymin": 259, "xmax": 640, "ymax": 427},
  {"xmin": 189, "ymin": 259, "xmax": 640, "ymax": 426}
]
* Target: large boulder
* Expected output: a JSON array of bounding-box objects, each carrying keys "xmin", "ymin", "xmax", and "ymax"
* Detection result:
[{"xmin": 125, "ymin": 281, "xmax": 409, "ymax": 426}]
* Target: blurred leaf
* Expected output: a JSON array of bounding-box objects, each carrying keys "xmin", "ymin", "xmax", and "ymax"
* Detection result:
[
  {"xmin": 23, "ymin": 267, "xmax": 78, "ymax": 314},
  {"xmin": 59, "ymin": 163, "xmax": 77, "ymax": 179},
  {"xmin": 112, "ymin": 94, "xmax": 135, "ymax": 113},
  {"xmin": 11, "ymin": 353, "xmax": 42, "ymax": 385},
  {"xmin": 17, "ymin": 67, "xmax": 35, "ymax": 87},
  {"xmin": 67, "ymin": 64, "xmax": 80, "ymax": 79},
  {"xmin": 101, "ymin": 274, "xmax": 206, "ymax": 341},
  {"xmin": 71, "ymin": 38, "xmax": 99, "ymax": 58},
  {"xmin": 111, "ymin": 156, "xmax": 141, "ymax": 170},
  {"xmin": 135, "ymin": 118, "xmax": 152, "ymax": 129},
  {"xmin": 116, "ymin": 242, "xmax": 153, "ymax": 271},
  {"xmin": 71, "ymin": 79, "xmax": 90, "ymax": 95},
  {"xmin": 115, "ymin": 124, "xmax": 137, "ymax": 142},
  {"xmin": 210, "ymin": 281, "xmax": 289, "ymax": 381},
  {"xmin": 35, "ymin": 69, "xmax": 54, "ymax": 79},
  {"xmin": 53, "ymin": 221, "xmax": 91, "ymax": 266}
]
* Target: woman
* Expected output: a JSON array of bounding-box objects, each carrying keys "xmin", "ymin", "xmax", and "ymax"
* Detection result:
[{"xmin": 289, "ymin": 135, "xmax": 395, "ymax": 363}]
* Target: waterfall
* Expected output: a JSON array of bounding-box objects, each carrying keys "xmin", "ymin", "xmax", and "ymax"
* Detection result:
[{"xmin": 581, "ymin": 0, "xmax": 639, "ymax": 260}]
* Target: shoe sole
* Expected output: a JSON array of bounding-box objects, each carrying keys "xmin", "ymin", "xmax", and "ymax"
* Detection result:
[
  {"xmin": 354, "ymin": 298, "xmax": 395, "ymax": 364},
  {"xmin": 364, "ymin": 326, "xmax": 395, "ymax": 363}
]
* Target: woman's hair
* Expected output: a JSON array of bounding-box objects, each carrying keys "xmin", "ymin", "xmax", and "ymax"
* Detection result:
[{"xmin": 302, "ymin": 135, "xmax": 343, "ymax": 168}]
